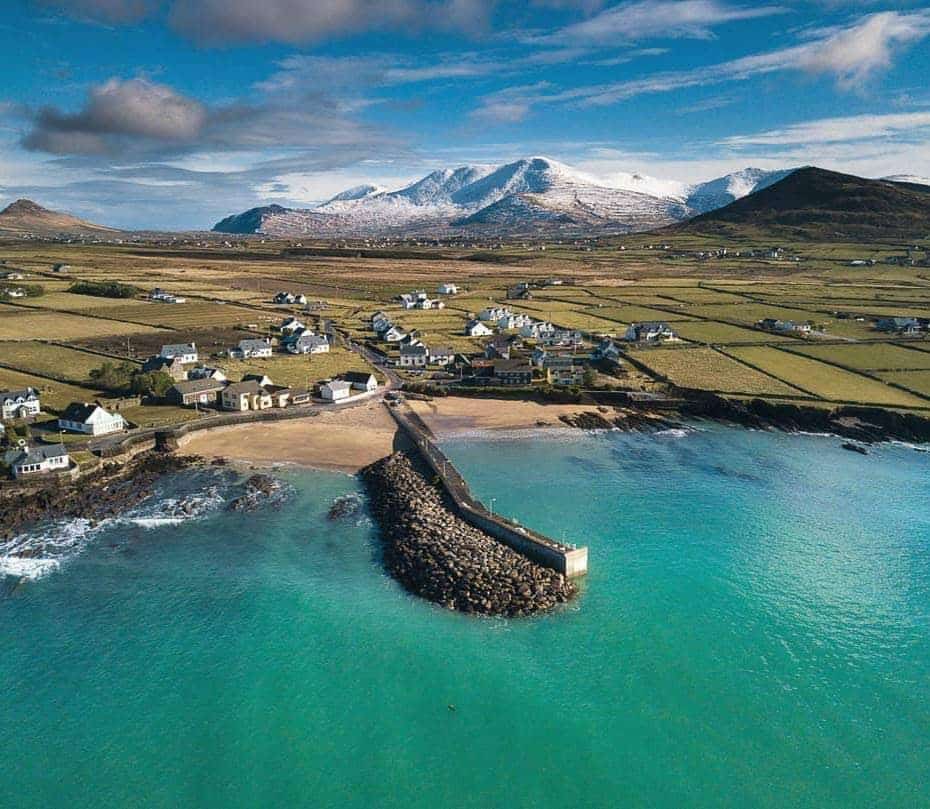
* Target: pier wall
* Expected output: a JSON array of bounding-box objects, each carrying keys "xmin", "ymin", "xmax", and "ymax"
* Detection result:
[{"xmin": 388, "ymin": 401, "xmax": 588, "ymax": 578}]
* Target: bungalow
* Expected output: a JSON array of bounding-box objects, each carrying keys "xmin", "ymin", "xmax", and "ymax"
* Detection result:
[
  {"xmin": 383, "ymin": 326, "xmax": 406, "ymax": 343},
  {"xmin": 399, "ymin": 343, "xmax": 429, "ymax": 368},
  {"xmin": 273, "ymin": 291, "xmax": 296, "ymax": 305},
  {"xmin": 280, "ymin": 317, "xmax": 306, "ymax": 333},
  {"xmin": 372, "ymin": 316, "xmax": 393, "ymax": 335},
  {"xmin": 142, "ymin": 355, "xmax": 188, "ymax": 381},
  {"xmin": 265, "ymin": 386, "xmax": 292, "ymax": 408},
  {"xmin": 187, "ymin": 366, "xmax": 227, "ymax": 382},
  {"xmin": 437, "ymin": 282, "xmax": 458, "ymax": 295},
  {"xmin": 167, "ymin": 378, "xmax": 226, "ymax": 407},
  {"xmin": 294, "ymin": 294, "xmax": 308, "ymax": 306},
  {"xmin": 623, "ymin": 322, "xmax": 677, "ymax": 343},
  {"xmin": 290, "ymin": 390, "xmax": 313, "ymax": 406},
  {"xmin": 398, "ymin": 293, "xmax": 418, "ymax": 309},
  {"xmin": 3, "ymin": 444, "xmax": 70, "ymax": 479},
  {"xmin": 58, "ymin": 402, "xmax": 126, "ymax": 436},
  {"xmin": 151, "ymin": 288, "xmax": 186, "ymax": 303},
  {"xmin": 757, "ymin": 318, "xmax": 813, "ymax": 335},
  {"xmin": 1, "ymin": 388, "xmax": 41, "ymax": 421},
  {"xmin": 429, "ymin": 346, "xmax": 455, "ymax": 366},
  {"xmin": 52, "ymin": 263, "xmax": 70, "ymax": 273},
  {"xmin": 160, "ymin": 342, "xmax": 198, "ymax": 364},
  {"xmin": 221, "ymin": 380, "xmax": 273, "ymax": 411},
  {"xmin": 286, "ymin": 333, "xmax": 330, "ymax": 354},
  {"xmin": 492, "ymin": 360, "xmax": 533, "ymax": 386},
  {"xmin": 229, "ymin": 338, "xmax": 273, "ymax": 359},
  {"xmin": 320, "ymin": 379, "xmax": 352, "ymax": 402},
  {"xmin": 417, "ymin": 298, "xmax": 444, "ymax": 310},
  {"xmin": 465, "ymin": 319, "xmax": 493, "ymax": 337},
  {"xmin": 341, "ymin": 371, "xmax": 378, "ymax": 392}
]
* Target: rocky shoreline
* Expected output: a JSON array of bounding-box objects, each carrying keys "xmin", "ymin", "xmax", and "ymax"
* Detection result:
[
  {"xmin": 0, "ymin": 453, "xmax": 199, "ymax": 543},
  {"xmin": 360, "ymin": 452, "xmax": 576, "ymax": 617}
]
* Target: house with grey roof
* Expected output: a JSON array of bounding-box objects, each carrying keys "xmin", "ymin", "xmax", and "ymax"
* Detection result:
[
  {"xmin": 286, "ymin": 333, "xmax": 330, "ymax": 354},
  {"xmin": 58, "ymin": 403, "xmax": 126, "ymax": 436},
  {"xmin": 1, "ymin": 388, "xmax": 41, "ymax": 421},
  {"xmin": 229, "ymin": 338, "xmax": 273, "ymax": 359},
  {"xmin": 167, "ymin": 378, "xmax": 227, "ymax": 407},
  {"xmin": 159, "ymin": 342, "xmax": 198, "ymax": 364},
  {"xmin": 3, "ymin": 444, "xmax": 70, "ymax": 479}
]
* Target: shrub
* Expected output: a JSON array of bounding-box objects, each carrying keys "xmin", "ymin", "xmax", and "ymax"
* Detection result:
[{"xmin": 69, "ymin": 281, "xmax": 139, "ymax": 299}]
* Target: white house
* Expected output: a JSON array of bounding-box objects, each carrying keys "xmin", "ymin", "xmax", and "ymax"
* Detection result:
[
  {"xmin": 342, "ymin": 372, "xmax": 378, "ymax": 392},
  {"xmin": 5, "ymin": 288, "xmax": 26, "ymax": 298},
  {"xmin": 465, "ymin": 319, "xmax": 493, "ymax": 337},
  {"xmin": 160, "ymin": 343, "xmax": 198, "ymax": 364},
  {"xmin": 383, "ymin": 326, "xmax": 406, "ymax": 343},
  {"xmin": 287, "ymin": 333, "xmax": 330, "ymax": 354},
  {"xmin": 519, "ymin": 321, "xmax": 555, "ymax": 339},
  {"xmin": 624, "ymin": 322, "xmax": 677, "ymax": 343},
  {"xmin": 58, "ymin": 403, "xmax": 126, "ymax": 436},
  {"xmin": 417, "ymin": 298, "xmax": 444, "ymax": 310},
  {"xmin": 320, "ymin": 380, "xmax": 352, "ymax": 402},
  {"xmin": 479, "ymin": 306, "xmax": 511, "ymax": 322},
  {"xmin": 593, "ymin": 338, "xmax": 623, "ymax": 365},
  {"xmin": 437, "ymin": 282, "xmax": 458, "ymax": 295},
  {"xmin": 280, "ymin": 317, "xmax": 306, "ymax": 333},
  {"xmin": 399, "ymin": 343, "xmax": 429, "ymax": 368},
  {"xmin": 273, "ymin": 291, "xmax": 296, "ymax": 305},
  {"xmin": 229, "ymin": 338, "xmax": 273, "ymax": 359},
  {"xmin": 1, "ymin": 388, "xmax": 41, "ymax": 421},
  {"xmin": 151, "ymin": 288, "xmax": 186, "ymax": 303},
  {"xmin": 398, "ymin": 293, "xmax": 418, "ymax": 309},
  {"xmin": 429, "ymin": 346, "xmax": 455, "ymax": 366},
  {"xmin": 498, "ymin": 313, "xmax": 532, "ymax": 330},
  {"xmin": 3, "ymin": 444, "xmax": 70, "ymax": 478}
]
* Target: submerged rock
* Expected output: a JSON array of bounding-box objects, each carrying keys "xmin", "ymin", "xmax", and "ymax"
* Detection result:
[
  {"xmin": 360, "ymin": 452, "xmax": 576, "ymax": 618},
  {"xmin": 226, "ymin": 474, "xmax": 287, "ymax": 512},
  {"xmin": 328, "ymin": 493, "xmax": 364, "ymax": 521}
]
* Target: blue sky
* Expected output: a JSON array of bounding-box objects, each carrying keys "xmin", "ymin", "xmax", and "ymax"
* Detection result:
[{"xmin": 2, "ymin": 0, "xmax": 930, "ymax": 229}]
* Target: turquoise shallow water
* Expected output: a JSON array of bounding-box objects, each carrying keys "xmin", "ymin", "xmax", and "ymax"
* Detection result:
[{"xmin": 1, "ymin": 425, "xmax": 929, "ymax": 808}]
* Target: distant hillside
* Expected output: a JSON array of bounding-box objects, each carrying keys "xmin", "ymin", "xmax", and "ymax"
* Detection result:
[
  {"xmin": 674, "ymin": 168, "xmax": 930, "ymax": 241},
  {"xmin": 0, "ymin": 199, "xmax": 117, "ymax": 236}
]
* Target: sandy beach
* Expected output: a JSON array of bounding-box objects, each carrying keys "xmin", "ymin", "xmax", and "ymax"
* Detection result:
[
  {"xmin": 178, "ymin": 403, "xmax": 401, "ymax": 473},
  {"xmin": 406, "ymin": 397, "xmax": 590, "ymax": 435}
]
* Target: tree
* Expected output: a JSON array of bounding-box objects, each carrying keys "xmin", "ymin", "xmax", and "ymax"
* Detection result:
[
  {"xmin": 89, "ymin": 361, "xmax": 136, "ymax": 392},
  {"xmin": 130, "ymin": 370, "xmax": 174, "ymax": 399},
  {"xmin": 582, "ymin": 367, "xmax": 598, "ymax": 388}
]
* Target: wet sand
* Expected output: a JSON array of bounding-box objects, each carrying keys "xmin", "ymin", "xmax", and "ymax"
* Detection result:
[{"xmin": 406, "ymin": 397, "xmax": 589, "ymax": 435}]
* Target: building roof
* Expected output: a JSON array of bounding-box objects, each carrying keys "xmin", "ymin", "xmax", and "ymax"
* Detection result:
[
  {"xmin": 0, "ymin": 387, "xmax": 38, "ymax": 403},
  {"xmin": 237, "ymin": 338, "xmax": 272, "ymax": 351},
  {"xmin": 430, "ymin": 346, "xmax": 454, "ymax": 356},
  {"xmin": 4, "ymin": 443, "xmax": 68, "ymax": 467},
  {"xmin": 493, "ymin": 360, "xmax": 532, "ymax": 373},
  {"xmin": 224, "ymin": 380, "xmax": 265, "ymax": 395},
  {"xmin": 323, "ymin": 379, "xmax": 352, "ymax": 392},
  {"xmin": 161, "ymin": 342, "xmax": 196, "ymax": 354},
  {"xmin": 400, "ymin": 343, "xmax": 428, "ymax": 356},
  {"xmin": 342, "ymin": 371, "xmax": 377, "ymax": 384},
  {"xmin": 59, "ymin": 402, "xmax": 102, "ymax": 422},
  {"xmin": 171, "ymin": 379, "xmax": 227, "ymax": 395}
]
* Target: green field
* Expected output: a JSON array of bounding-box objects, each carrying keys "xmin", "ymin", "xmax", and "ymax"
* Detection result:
[
  {"xmin": 790, "ymin": 342, "xmax": 930, "ymax": 371},
  {"xmin": 0, "ymin": 341, "xmax": 134, "ymax": 384}
]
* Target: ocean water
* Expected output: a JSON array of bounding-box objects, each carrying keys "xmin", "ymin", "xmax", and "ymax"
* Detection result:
[{"xmin": 1, "ymin": 426, "xmax": 929, "ymax": 808}]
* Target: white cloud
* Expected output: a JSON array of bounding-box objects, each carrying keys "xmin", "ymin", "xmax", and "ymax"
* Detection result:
[
  {"xmin": 543, "ymin": 0, "xmax": 787, "ymax": 44},
  {"xmin": 720, "ymin": 111, "xmax": 930, "ymax": 146}
]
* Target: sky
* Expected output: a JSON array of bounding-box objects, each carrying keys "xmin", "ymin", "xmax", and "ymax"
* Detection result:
[{"xmin": 1, "ymin": 0, "xmax": 929, "ymax": 229}]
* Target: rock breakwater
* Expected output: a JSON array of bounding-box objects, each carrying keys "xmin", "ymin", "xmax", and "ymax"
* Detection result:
[{"xmin": 360, "ymin": 453, "xmax": 575, "ymax": 617}]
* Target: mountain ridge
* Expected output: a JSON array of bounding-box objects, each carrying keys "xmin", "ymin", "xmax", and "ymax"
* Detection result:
[{"xmin": 0, "ymin": 198, "xmax": 116, "ymax": 236}]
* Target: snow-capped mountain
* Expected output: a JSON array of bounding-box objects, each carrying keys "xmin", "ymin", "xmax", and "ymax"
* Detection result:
[
  {"xmin": 212, "ymin": 157, "xmax": 794, "ymax": 237},
  {"xmin": 684, "ymin": 168, "xmax": 795, "ymax": 215}
]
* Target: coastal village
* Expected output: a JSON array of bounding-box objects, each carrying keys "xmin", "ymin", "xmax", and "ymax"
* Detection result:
[{"xmin": 3, "ymin": 234, "xmax": 930, "ymax": 485}]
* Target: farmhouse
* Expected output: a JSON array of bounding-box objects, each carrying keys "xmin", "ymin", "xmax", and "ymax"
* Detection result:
[
  {"xmin": 3, "ymin": 444, "xmax": 70, "ymax": 479},
  {"xmin": 876, "ymin": 316, "xmax": 922, "ymax": 335},
  {"xmin": 150, "ymin": 288, "xmax": 186, "ymax": 304},
  {"xmin": 465, "ymin": 319, "xmax": 493, "ymax": 337},
  {"xmin": 167, "ymin": 379, "xmax": 226, "ymax": 407},
  {"xmin": 286, "ymin": 333, "xmax": 330, "ymax": 354},
  {"xmin": 429, "ymin": 346, "xmax": 455, "ymax": 366},
  {"xmin": 623, "ymin": 322, "xmax": 677, "ymax": 343},
  {"xmin": 280, "ymin": 317, "xmax": 306, "ymax": 333},
  {"xmin": 160, "ymin": 342, "xmax": 198, "ymax": 364},
  {"xmin": 229, "ymin": 338, "xmax": 273, "ymax": 359},
  {"xmin": 58, "ymin": 403, "xmax": 126, "ymax": 436},
  {"xmin": 220, "ymin": 381, "xmax": 273, "ymax": 411},
  {"xmin": 1, "ymin": 388, "xmax": 41, "ymax": 420},
  {"xmin": 437, "ymin": 282, "xmax": 458, "ymax": 295},
  {"xmin": 593, "ymin": 338, "xmax": 623, "ymax": 364},
  {"xmin": 320, "ymin": 379, "xmax": 352, "ymax": 402},
  {"xmin": 341, "ymin": 371, "xmax": 378, "ymax": 392},
  {"xmin": 399, "ymin": 343, "xmax": 429, "ymax": 368},
  {"xmin": 383, "ymin": 326, "xmax": 406, "ymax": 342}
]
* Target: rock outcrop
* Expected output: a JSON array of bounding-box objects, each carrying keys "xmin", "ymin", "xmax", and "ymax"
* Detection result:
[{"xmin": 361, "ymin": 453, "xmax": 575, "ymax": 617}]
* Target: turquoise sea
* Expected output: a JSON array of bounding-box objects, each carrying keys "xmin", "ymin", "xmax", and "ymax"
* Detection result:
[{"xmin": 1, "ymin": 425, "xmax": 929, "ymax": 808}]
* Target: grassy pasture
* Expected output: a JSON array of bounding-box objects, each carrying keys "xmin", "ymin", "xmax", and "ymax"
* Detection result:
[
  {"xmin": 0, "ymin": 341, "xmax": 134, "ymax": 384},
  {"xmin": 631, "ymin": 346, "xmax": 807, "ymax": 396},
  {"xmin": 0, "ymin": 367, "xmax": 103, "ymax": 411},
  {"xmin": 217, "ymin": 347, "xmax": 376, "ymax": 389},
  {"xmin": 726, "ymin": 346, "xmax": 928, "ymax": 407},
  {"xmin": 673, "ymin": 321, "xmax": 789, "ymax": 345},
  {"xmin": 790, "ymin": 343, "xmax": 930, "ymax": 371},
  {"xmin": 0, "ymin": 307, "xmax": 168, "ymax": 340},
  {"xmin": 876, "ymin": 371, "xmax": 930, "ymax": 397}
]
